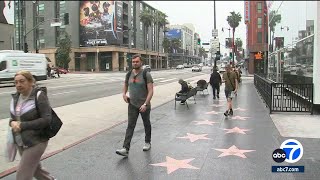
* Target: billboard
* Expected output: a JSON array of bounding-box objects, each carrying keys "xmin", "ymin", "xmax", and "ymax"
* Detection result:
[
  {"xmin": 0, "ymin": 1, "xmax": 14, "ymax": 24},
  {"xmin": 166, "ymin": 29, "xmax": 182, "ymax": 40},
  {"xmin": 79, "ymin": 1, "xmax": 123, "ymax": 47}
]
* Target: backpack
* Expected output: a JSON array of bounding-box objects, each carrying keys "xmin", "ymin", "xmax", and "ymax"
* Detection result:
[
  {"xmin": 125, "ymin": 69, "xmax": 148, "ymax": 90},
  {"xmin": 35, "ymin": 87, "xmax": 63, "ymax": 138}
]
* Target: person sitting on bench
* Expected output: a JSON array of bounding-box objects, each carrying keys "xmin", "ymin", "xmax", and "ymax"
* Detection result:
[{"xmin": 177, "ymin": 79, "xmax": 190, "ymax": 105}]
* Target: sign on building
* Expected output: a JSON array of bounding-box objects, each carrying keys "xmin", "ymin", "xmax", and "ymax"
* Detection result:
[
  {"xmin": 244, "ymin": 1, "xmax": 250, "ymax": 24},
  {"xmin": 212, "ymin": 29, "xmax": 218, "ymax": 37}
]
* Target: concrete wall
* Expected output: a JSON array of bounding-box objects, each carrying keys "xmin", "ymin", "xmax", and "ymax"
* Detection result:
[{"xmin": 0, "ymin": 23, "xmax": 14, "ymax": 50}]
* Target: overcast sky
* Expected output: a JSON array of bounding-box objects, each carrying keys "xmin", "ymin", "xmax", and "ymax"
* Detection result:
[{"xmin": 146, "ymin": 1, "xmax": 246, "ymax": 55}]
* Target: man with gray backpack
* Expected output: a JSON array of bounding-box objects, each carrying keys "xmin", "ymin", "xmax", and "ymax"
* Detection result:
[{"xmin": 116, "ymin": 54, "xmax": 154, "ymax": 157}]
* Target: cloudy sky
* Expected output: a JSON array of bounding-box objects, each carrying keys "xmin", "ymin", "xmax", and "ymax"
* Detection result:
[{"xmin": 147, "ymin": 1, "xmax": 246, "ymax": 55}]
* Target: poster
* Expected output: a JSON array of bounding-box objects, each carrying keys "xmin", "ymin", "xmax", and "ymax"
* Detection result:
[
  {"xmin": 166, "ymin": 29, "xmax": 182, "ymax": 40},
  {"xmin": 79, "ymin": 1, "xmax": 123, "ymax": 47},
  {"xmin": 0, "ymin": 1, "xmax": 14, "ymax": 24}
]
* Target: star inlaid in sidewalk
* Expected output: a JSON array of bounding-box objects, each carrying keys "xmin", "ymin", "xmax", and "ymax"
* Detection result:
[
  {"xmin": 223, "ymin": 127, "xmax": 251, "ymax": 134},
  {"xmin": 210, "ymin": 104, "xmax": 224, "ymax": 108},
  {"xmin": 177, "ymin": 133, "xmax": 211, "ymax": 142},
  {"xmin": 231, "ymin": 116, "xmax": 250, "ymax": 120},
  {"xmin": 150, "ymin": 156, "xmax": 200, "ymax": 174},
  {"xmin": 194, "ymin": 120, "xmax": 217, "ymax": 126},
  {"xmin": 205, "ymin": 110, "xmax": 222, "ymax": 115},
  {"xmin": 233, "ymin": 107, "xmax": 247, "ymax": 111},
  {"xmin": 213, "ymin": 145, "xmax": 255, "ymax": 158}
]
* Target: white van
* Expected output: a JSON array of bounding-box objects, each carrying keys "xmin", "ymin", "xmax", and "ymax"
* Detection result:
[{"xmin": 0, "ymin": 50, "xmax": 48, "ymax": 83}]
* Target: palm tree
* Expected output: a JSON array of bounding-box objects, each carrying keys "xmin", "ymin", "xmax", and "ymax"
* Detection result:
[
  {"xmin": 269, "ymin": 10, "xmax": 281, "ymax": 52},
  {"xmin": 154, "ymin": 11, "xmax": 168, "ymax": 68},
  {"xmin": 227, "ymin": 11, "xmax": 242, "ymax": 65},
  {"xmin": 171, "ymin": 38, "xmax": 181, "ymax": 53},
  {"xmin": 139, "ymin": 9, "xmax": 153, "ymax": 63},
  {"xmin": 162, "ymin": 37, "xmax": 171, "ymax": 53},
  {"xmin": 235, "ymin": 38, "xmax": 243, "ymax": 51},
  {"xmin": 199, "ymin": 47, "xmax": 207, "ymax": 59}
]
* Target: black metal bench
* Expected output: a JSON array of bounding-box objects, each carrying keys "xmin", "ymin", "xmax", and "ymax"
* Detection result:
[{"xmin": 174, "ymin": 88, "xmax": 197, "ymax": 109}]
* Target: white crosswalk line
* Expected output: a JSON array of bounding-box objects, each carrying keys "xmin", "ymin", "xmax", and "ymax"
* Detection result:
[{"xmin": 159, "ymin": 78, "xmax": 177, "ymax": 83}]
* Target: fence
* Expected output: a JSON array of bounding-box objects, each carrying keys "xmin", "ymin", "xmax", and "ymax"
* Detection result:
[{"xmin": 254, "ymin": 74, "xmax": 313, "ymax": 114}]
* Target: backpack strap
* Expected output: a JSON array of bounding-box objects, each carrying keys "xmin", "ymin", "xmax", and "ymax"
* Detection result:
[
  {"xmin": 143, "ymin": 69, "xmax": 148, "ymax": 91},
  {"xmin": 125, "ymin": 70, "xmax": 132, "ymax": 87}
]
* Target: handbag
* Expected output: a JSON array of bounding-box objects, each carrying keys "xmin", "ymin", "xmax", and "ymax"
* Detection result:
[
  {"xmin": 5, "ymin": 126, "xmax": 17, "ymax": 162},
  {"xmin": 35, "ymin": 88, "xmax": 63, "ymax": 138}
]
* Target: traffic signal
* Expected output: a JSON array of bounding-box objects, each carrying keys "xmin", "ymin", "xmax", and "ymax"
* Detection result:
[
  {"xmin": 64, "ymin": 13, "xmax": 69, "ymax": 25},
  {"xmin": 215, "ymin": 51, "xmax": 221, "ymax": 61},
  {"xmin": 229, "ymin": 52, "xmax": 232, "ymax": 59},
  {"xmin": 197, "ymin": 38, "xmax": 201, "ymax": 45},
  {"xmin": 24, "ymin": 43, "xmax": 28, "ymax": 53}
]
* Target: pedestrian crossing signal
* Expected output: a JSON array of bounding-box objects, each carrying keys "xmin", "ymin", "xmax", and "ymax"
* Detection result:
[
  {"xmin": 197, "ymin": 38, "xmax": 201, "ymax": 45},
  {"xmin": 254, "ymin": 51, "xmax": 263, "ymax": 60}
]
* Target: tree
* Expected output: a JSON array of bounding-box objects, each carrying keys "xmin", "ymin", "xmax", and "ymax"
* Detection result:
[
  {"xmin": 269, "ymin": 10, "xmax": 281, "ymax": 52},
  {"xmin": 139, "ymin": 9, "xmax": 153, "ymax": 51},
  {"xmin": 162, "ymin": 37, "xmax": 171, "ymax": 53},
  {"xmin": 154, "ymin": 11, "xmax": 168, "ymax": 53},
  {"xmin": 171, "ymin": 38, "xmax": 182, "ymax": 53},
  {"xmin": 199, "ymin": 47, "xmax": 207, "ymax": 59},
  {"xmin": 56, "ymin": 33, "xmax": 72, "ymax": 69},
  {"xmin": 235, "ymin": 38, "xmax": 243, "ymax": 51},
  {"xmin": 227, "ymin": 11, "xmax": 242, "ymax": 65}
]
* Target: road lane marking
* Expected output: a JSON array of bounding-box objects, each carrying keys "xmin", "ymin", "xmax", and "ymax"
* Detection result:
[
  {"xmin": 51, "ymin": 91, "xmax": 76, "ymax": 96},
  {"xmin": 153, "ymin": 78, "xmax": 166, "ymax": 81},
  {"xmin": 159, "ymin": 78, "xmax": 177, "ymax": 83}
]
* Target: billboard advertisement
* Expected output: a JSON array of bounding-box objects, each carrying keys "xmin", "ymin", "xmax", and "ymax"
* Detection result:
[
  {"xmin": 0, "ymin": 1, "xmax": 14, "ymax": 24},
  {"xmin": 79, "ymin": 1, "xmax": 123, "ymax": 47},
  {"xmin": 166, "ymin": 29, "xmax": 182, "ymax": 40}
]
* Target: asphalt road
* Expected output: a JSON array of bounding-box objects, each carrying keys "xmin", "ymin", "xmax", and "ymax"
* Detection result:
[{"xmin": 0, "ymin": 67, "xmax": 212, "ymax": 119}]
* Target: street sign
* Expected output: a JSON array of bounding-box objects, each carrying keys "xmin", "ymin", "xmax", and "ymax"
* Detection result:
[
  {"xmin": 212, "ymin": 29, "xmax": 218, "ymax": 37},
  {"xmin": 210, "ymin": 38, "xmax": 219, "ymax": 48}
]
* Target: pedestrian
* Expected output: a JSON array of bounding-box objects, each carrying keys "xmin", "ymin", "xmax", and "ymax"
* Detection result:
[
  {"xmin": 116, "ymin": 54, "xmax": 154, "ymax": 157},
  {"xmin": 177, "ymin": 79, "xmax": 190, "ymax": 105},
  {"xmin": 222, "ymin": 64, "xmax": 238, "ymax": 117},
  {"xmin": 10, "ymin": 70, "xmax": 56, "ymax": 180},
  {"xmin": 47, "ymin": 64, "xmax": 51, "ymax": 78},
  {"xmin": 209, "ymin": 66, "xmax": 222, "ymax": 99}
]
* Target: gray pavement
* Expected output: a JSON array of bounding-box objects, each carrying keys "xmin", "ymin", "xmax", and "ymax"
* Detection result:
[{"xmin": 3, "ymin": 78, "xmax": 320, "ymax": 179}]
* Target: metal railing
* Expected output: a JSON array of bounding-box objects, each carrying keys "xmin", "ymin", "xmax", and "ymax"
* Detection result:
[{"xmin": 254, "ymin": 74, "xmax": 313, "ymax": 114}]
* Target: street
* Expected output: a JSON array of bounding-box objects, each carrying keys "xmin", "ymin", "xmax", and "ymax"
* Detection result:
[{"xmin": 0, "ymin": 67, "xmax": 211, "ymax": 119}]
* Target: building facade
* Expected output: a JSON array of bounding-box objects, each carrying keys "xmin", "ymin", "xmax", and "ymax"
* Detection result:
[
  {"xmin": 245, "ymin": 1, "xmax": 268, "ymax": 74},
  {"xmin": 14, "ymin": 0, "xmax": 167, "ymax": 72},
  {"xmin": 166, "ymin": 24, "xmax": 201, "ymax": 67},
  {"xmin": 0, "ymin": 1, "xmax": 14, "ymax": 50},
  {"xmin": 267, "ymin": 1, "xmax": 320, "ymax": 110}
]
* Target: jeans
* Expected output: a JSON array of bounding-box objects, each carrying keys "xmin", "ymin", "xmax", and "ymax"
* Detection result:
[
  {"xmin": 123, "ymin": 103, "xmax": 151, "ymax": 150},
  {"xmin": 211, "ymin": 84, "xmax": 220, "ymax": 97}
]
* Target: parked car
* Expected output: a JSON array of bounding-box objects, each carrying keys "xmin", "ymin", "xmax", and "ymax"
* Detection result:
[
  {"xmin": 191, "ymin": 65, "xmax": 202, "ymax": 72},
  {"xmin": 142, "ymin": 65, "xmax": 151, "ymax": 72},
  {"xmin": 176, "ymin": 65, "xmax": 184, "ymax": 69}
]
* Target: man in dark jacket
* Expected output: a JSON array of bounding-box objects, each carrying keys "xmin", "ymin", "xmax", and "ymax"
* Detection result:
[
  {"xmin": 209, "ymin": 66, "xmax": 222, "ymax": 99},
  {"xmin": 177, "ymin": 79, "xmax": 189, "ymax": 105}
]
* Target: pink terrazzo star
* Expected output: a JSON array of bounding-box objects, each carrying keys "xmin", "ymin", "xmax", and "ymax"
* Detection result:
[
  {"xmin": 223, "ymin": 127, "xmax": 251, "ymax": 134},
  {"xmin": 150, "ymin": 156, "xmax": 200, "ymax": 174},
  {"xmin": 233, "ymin": 107, "xmax": 247, "ymax": 111},
  {"xmin": 231, "ymin": 116, "xmax": 250, "ymax": 120},
  {"xmin": 213, "ymin": 145, "xmax": 255, "ymax": 158},
  {"xmin": 205, "ymin": 111, "xmax": 222, "ymax": 115},
  {"xmin": 194, "ymin": 120, "xmax": 217, "ymax": 126},
  {"xmin": 210, "ymin": 104, "xmax": 224, "ymax": 108},
  {"xmin": 177, "ymin": 133, "xmax": 211, "ymax": 142}
]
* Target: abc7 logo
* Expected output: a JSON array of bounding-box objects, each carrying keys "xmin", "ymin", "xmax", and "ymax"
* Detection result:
[{"xmin": 272, "ymin": 139, "xmax": 303, "ymax": 163}]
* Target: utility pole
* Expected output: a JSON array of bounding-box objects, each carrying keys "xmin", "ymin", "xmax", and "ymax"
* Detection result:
[{"xmin": 213, "ymin": 0, "xmax": 218, "ymax": 68}]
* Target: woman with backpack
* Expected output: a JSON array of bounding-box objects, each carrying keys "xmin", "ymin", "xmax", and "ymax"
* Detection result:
[{"xmin": 9, "ymin": 70, "xmax": 56, "ymax": 180}]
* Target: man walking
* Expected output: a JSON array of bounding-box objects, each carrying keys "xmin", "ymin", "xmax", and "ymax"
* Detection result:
[
  {"xmin": 209, "ymin": 66, "xmax": 222, "ymax": 99},
  {"xmin": 116, "ymin": 54, "xmax": 154, "ymax": 157},
  {"xmin": 222, "ymin": 64, "xmax": 238, "ymax": 116}
]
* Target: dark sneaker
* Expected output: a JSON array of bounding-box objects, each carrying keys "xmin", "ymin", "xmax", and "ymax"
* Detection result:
[
  {"xmin": 143, "ymin": 143, "xmax": 151, "ymax": 151},
  {"xmin": 217, "ymin": 94, "xmax": 220, "ymax": 99},
  {"xmin": 229, "ymin": 109, "xmax": 233, "ymax": 116},
  {"xmin": 116, "ymin": 148, "xmax": 129, "ymax": 157},
  {"xmin": 224, "ymin": 110, "xmax": 229, "ymax": 117},
  {"xmin": 213, "ymin": 96, "xmax": 216, "ymax": 99},
  {"xmin": 180, "ymin": 102, "xmax": 185, "ymax": 105}
]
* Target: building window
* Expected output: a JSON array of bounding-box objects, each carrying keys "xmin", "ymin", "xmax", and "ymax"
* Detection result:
[
  {"xmin": 257, "ymin": 2, "xmax": 262, "ymax": 13},
  {"xmin": 140, "ymin": 22, "xmax": 143, "ymax": 30},
  {"xmin": 257, "ymin": 17, "xmax": 262, "ymax": 28},
  {"xmin": 257, "ymin": 32, "xmax": 262, "ymax": 43}
]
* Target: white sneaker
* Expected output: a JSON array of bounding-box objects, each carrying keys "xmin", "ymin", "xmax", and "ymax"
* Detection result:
[
  {"xmin": 143, "ymin": 143, "xmax": 151, "ymax": 151},
  {"xmin": 116, "ymin": 148, "xmax": 129, "ymax": 157}
]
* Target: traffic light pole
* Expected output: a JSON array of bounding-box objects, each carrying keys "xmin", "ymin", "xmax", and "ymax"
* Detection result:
[{"xmin": 213, "ymin": 0, "xmax": 218, "ymax": 68}]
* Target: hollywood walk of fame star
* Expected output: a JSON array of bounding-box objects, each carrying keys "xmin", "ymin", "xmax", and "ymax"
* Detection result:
[
  {"xmin": 150, "ymin": 156, "xmax": 200, "ymax": 174},
  {"xmin": 231, "ymin": 116, "xmax": 250, "ymax": 120},
  {"xmin": 205, "ymin": 111, "xmax": 222, "ymax": 115},
  {"xmin": 233, "ymin": 107, "xmax": 247, "ymax": 111},
  {"xmin": 223, "ymin": 127, "xmax": 251, "ymax": 134},
  {"xmin": 177, "ymin": 133, "xmax": 211, "ymax": 142},
  {"xmin": 194, "ymin": 120, "xmax": 218, "ymax": 126},
  {"xmin": 213, "ymin": 145, "xmax": 255, "ymax": 158}
]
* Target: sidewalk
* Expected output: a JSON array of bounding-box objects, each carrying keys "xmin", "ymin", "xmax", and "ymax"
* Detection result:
[
  {"xmin": 0, "ymin": 74, "xmax": 209, "ymax": 177},
  {"xmin": 3, "ymin": 78, "xmax": 320, "ymax": 179}
]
